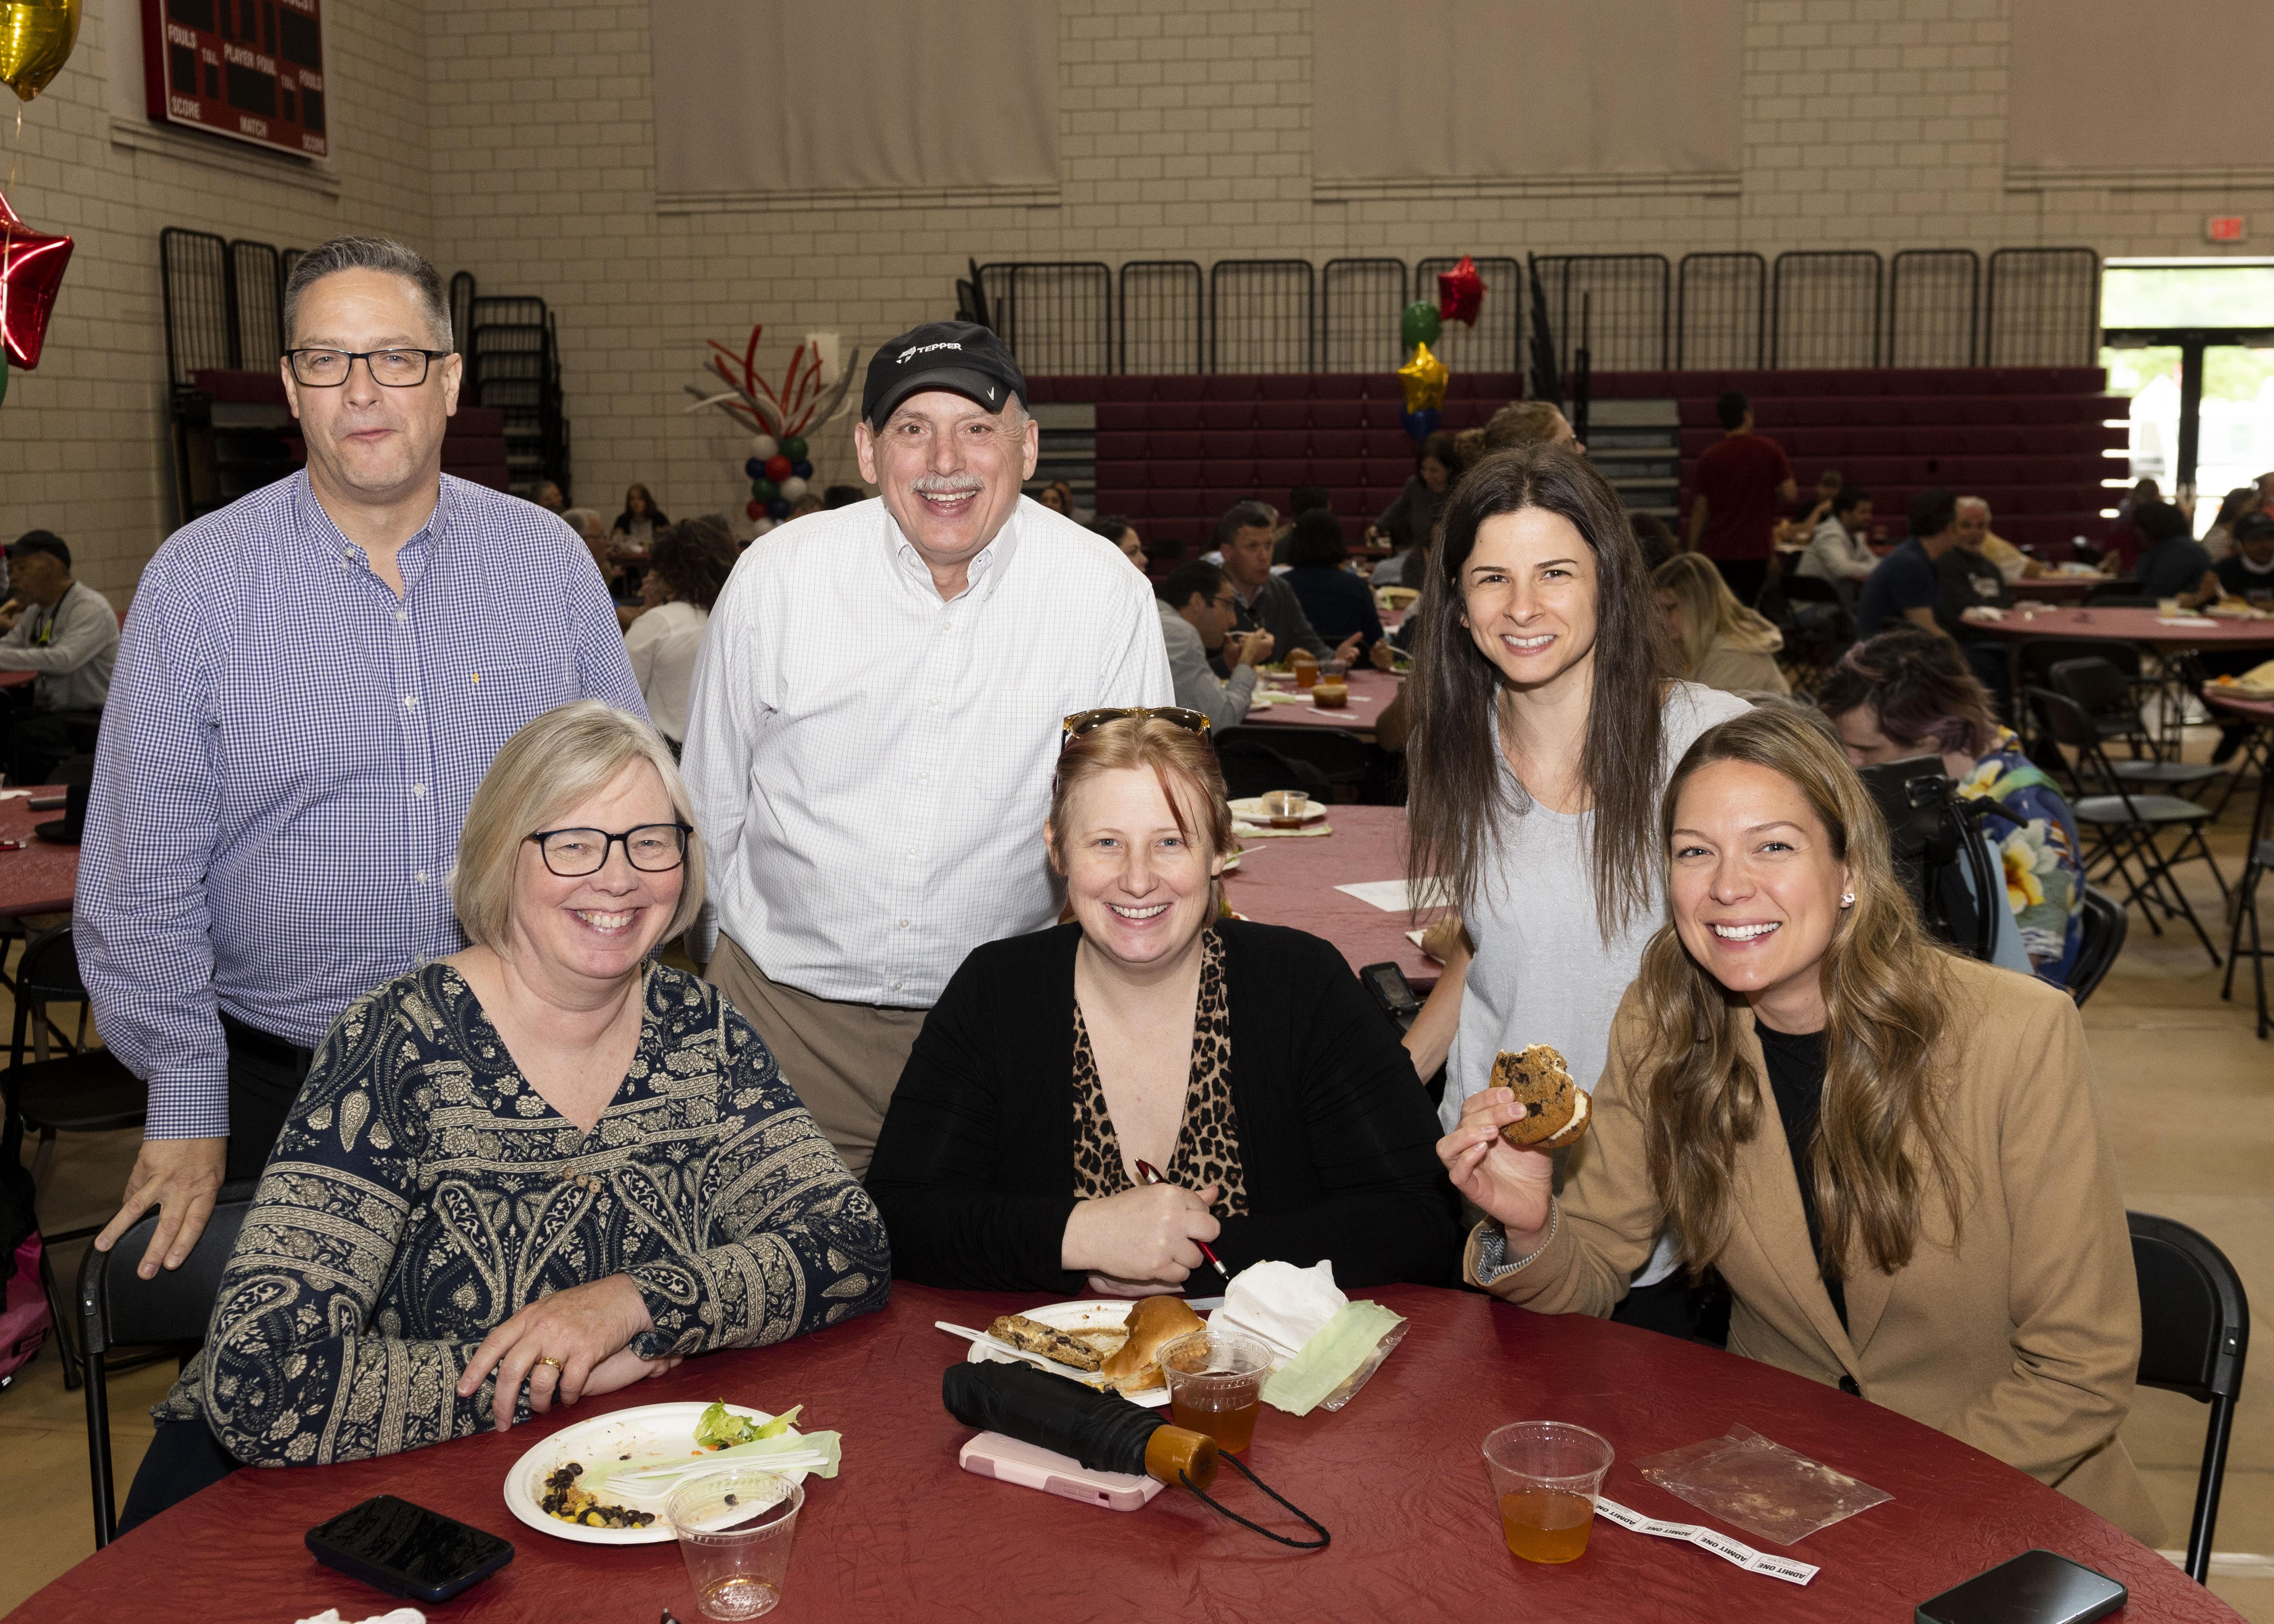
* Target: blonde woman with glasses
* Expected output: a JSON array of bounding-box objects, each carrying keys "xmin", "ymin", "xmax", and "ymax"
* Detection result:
[
  {"xmin": 1438, "ymin": 706, "xmax": 2158, "ymax": 1544},
  {"xmin": 119, "ymin": 702, "xmax": 886, "ymax": 1532}
]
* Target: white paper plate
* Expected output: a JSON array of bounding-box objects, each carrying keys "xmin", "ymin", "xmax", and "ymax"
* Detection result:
[
  {"xmin": 502, "ymin": 1400, "xmax": 809, "ymax": 1545},
  {"xmin": 962, "ymin": 1299, "xmax": 1175, "ymax": 1408},
  {"xmin": 1228, "ymin": 795, "xmax": 1327, "ymax": 824}
]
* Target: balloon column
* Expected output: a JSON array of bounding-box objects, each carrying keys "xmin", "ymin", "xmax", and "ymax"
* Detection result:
[
  {"xmin": 1, "ymin": 0, "xmax": 80, "ymax": 101},
  {"xmin": 1393, "ymin": 258, "xmax": 1488, "ymax": 443},
  {"xmin": 685, "ymin": 324, "xmax": 861, "ymax": 530},
  {"xmin": 0, "ymin": 0, "xmax": 82, "ymax": 417}
]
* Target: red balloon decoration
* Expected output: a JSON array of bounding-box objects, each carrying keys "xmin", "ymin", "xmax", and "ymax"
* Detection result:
[
  {"xmin": 764, "ymin": 453, "xmax": 793, "ymax": 482},
  {"xmin": 746, "ymin": 499, "xmax": 765, "ymax": 520},
  {"xmin": 1436, "ymin": 254, "xmax": 1486, "ymax": 329},
  {"xmin": 0, "ymin": 185, "xmax": 73, "ymax": 371}
]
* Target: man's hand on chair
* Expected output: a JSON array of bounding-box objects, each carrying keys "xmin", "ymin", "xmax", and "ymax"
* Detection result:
[{"xmin": 95, "ymin": 1136, "xmax": 227, "ymax": 1279}]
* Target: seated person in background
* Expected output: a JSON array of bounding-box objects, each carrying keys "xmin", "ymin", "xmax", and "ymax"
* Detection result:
[
  {"xmin": 1272, "ymin": 485, "xmax": 1334, "ymax": 563},
  {"xmin": 1216, "ymin": 499, "xmax": 1360, "ymax": 666},
  {"xmin": 626, "ymin": 521, "xmax": 736, "ymax": 753},
  {"xmin": 1282, "ymin": 510, "xmax": 1389, "ymax": 658},
  {"xmin": 821, "ymin": 484, "xmax": 866, "ymax": 510},
  {"xmin": 869, "ymin": 713, "xmax": 1459, "ymax": 1293},
  {"xmin": 1957, "ymin": 496, "xmax": 2037, "ymax": 581},
  {"xmin": 2098, "ymin": 477, "xmax": 2159, "ymax": 575},
  {"xmin": 1089, "ymin": 512, "xmax": 1150, "ymax": 571},
  {"xmin": 1654, "ymin": 553, "xmax": 1790, "ymax": 697},
  {"xmin": 2133, "ymin": 499, "xmax": 2219, "ymax": 608},
  {"xmin": 1818, "ymin": 626, "xmax": 2083, "ymax": 983},
  {"xmin": 1795, "ymin": 486, "xmax": 1876, "ymax": 592},
  {"xmin": 2205, "ymin": 512, "xmax": 2274, "ymax": 761},
  {"xmin": 609, "ymin": 482, "xmax": 669, "ymax": 552},
  {"xmin": 0, "ymin": 530, "xmax": 119, "ymax": 785},
  {"xmin": 123, "ymin": 702, "xmax": 886, "ymax": 1525},
  {"xmin": 785, "ymin": 492, "xmax": 825, "ymax": 522},
  {"xmin": 566, "ymin": 506, "xmax": 642, "ymax": 629},
  {"xmin": 1154, "ymin": 560, "xmax": 1271, "ymax": 731},
  {"xmin": 1036, "ymin": 481, "xmax": 1075, "ymax": 519},
  {"xmin": 1440, "ymin": 706, "xmax": 2160, "ymax": 1544},
  {"xmin": 529, "ymin": 481, "xmax": 565, "ymax": 516},
  {"xmin": 1629, "ymin": 511, "xmax": 1677, "ymax": 574},
  {"xmin": 1855, "ymin": 487, "xmax": 1960, "ymax": 639},
  {"xmin": 1483, "ymin": 399, "xmax": 1581, "ymax": 455},
  {"xmin": 1797, "ymin": 467, "xmax": 1842, "ymax": 530},
  {"xmin": 1369, "ymin": 432, "xmax": 1456, "ymax": 585},
  {"xmin": 2204, "ymin": 486, "xmax": 2260, "ymax": 561},
  {"xmin": 1939, "ymin": 496, "xmax": 2016, "ymax": 711}
]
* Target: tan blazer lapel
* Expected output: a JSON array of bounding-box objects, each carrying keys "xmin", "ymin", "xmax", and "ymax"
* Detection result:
[
  {"xmin": 1730, "ymin": 1014, "xmax": 1866, "ymax": 1383},
  {"xmin": 1840, "ymin": 1248, "xmax": 1894, "ymax": 1357}
]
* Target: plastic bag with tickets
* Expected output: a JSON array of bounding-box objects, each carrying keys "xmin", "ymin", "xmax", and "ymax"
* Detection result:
[{"xmin": 1636, "ymin": 1425, "xmax": 1891, "ymax": 1546}]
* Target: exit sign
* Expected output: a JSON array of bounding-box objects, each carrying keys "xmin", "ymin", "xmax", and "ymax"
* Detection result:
[{"xmin": 2205, "ymin": 215, "xmax": 2249, "ymax": 244}]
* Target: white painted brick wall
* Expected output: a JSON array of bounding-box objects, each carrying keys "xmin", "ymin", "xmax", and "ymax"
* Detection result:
[{"xmin": 9, "ymin": 0, "xmax": 2270, "ymax": 599}]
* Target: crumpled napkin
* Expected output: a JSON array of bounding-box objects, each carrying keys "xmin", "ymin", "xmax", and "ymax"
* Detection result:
[
  {"xmin": 295, "ymin": 1610, "xmax": 425, "ymax": 1624},
  {"xmin": 1207, "ymin": 1259, "xmax": 1347, "ymax": 1364}
]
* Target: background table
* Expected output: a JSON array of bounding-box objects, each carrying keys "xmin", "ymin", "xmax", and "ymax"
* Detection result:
[
  {"xmin": 0, "ymin": 785, "xmax": 76, "ymax": 917},
  {"xmin": 1965, "ymin": 604, "xmax": 2274, "ymax": 652},
  {"xmin": 14, "ymin": 1282, "xmax": 2233, "ymax": 1624},
  {"xmin": 1240, "ymin": 669, "xmax": 1403, "ymax": 740},
  {"xmin": 0, "ymin": 669, "xmax": 31, "ymax": 691},
  {"xmin": 2009, "ymin": 575, "xmax": 2120, "ymax": 601},
  {"xmin": 1223, "ymin": 804, "xmax": 1440, "ymax": 988}
]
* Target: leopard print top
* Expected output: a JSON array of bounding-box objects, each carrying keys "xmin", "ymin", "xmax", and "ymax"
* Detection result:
[{"xmin": 1070, "ymin": 927, "xmax": 1250, "ymax": 1214}]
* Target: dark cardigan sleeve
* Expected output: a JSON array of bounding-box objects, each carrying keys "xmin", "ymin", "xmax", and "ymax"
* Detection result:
[
  {"xmin": 866, "ymin": 936, "xmax": 1087, "ymax": 1294},
  {"xmin": 1210, "ymin": 924, "xmax": 1461, "ymax": 1287}
]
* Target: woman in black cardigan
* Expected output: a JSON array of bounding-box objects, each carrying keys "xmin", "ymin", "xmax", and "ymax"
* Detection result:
[{"xmin": 867, "ymin": 712, "xmax": 1458, "ymax": 1295}]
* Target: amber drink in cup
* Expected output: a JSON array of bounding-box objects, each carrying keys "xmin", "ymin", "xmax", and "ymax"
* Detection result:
[
  {"xmin": 1160, "ymin": 1331, "xmax": 1271, "ymax": 1453},
  {"xmin": 1261, "ymin": 790, "xmax": 1311, "ymax": 828},
  {"xmin": 1480, "ymin": 1422, "xmax": 1613, "ymax": 1565},
  {"xmin": 1290, "ymin": 651, "xmax": 1318, "ymax": 690},
  {"xmin": 1312, "ymin": 659, "xmax": 1350, "ymax": 709}
]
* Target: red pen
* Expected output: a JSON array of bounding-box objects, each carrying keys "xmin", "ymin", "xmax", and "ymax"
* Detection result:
[{"xmin": 1133, "ymin": 1158, "xmax": 1231, "ymax": 1281}]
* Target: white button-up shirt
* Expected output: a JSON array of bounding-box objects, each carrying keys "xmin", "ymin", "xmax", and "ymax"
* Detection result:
[{"xmin": 682, "ymin": 497, "xmax": 1172, "ymax": 1008}]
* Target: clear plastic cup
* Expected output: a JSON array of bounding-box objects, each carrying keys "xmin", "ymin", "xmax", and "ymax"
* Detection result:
[
  {"xmin": 1480, "ymin": 1422, "xmax": 1614, "ymax": 1565},
  {"xmin": 666, "ymin": 1469, "xmax": 805, "ymax": 1620},
  {"xmin": 1159, "ymin": 1330, "xmax": 1273, "ymax": 1453},
  {"xmin": 1262, "ymin": 789, "xmax": 1311, "ymax": 827}
]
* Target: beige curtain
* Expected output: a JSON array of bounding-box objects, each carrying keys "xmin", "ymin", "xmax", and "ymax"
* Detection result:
[
  {"xmin": 1312, "ymin": 0, "xmax": 1741, "ymax": 182},
  {"xmin": 2009, "ymin": 0, "xmax": 2274, "ymax": 172},
  {"xmin": 652, "ymin": 0, "xmax": 1059, "ymax": 196}
]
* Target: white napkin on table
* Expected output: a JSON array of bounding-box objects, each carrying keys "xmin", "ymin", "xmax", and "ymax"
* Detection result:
[
  {"xmin": 1207, "ymin": 1259, "xmax": 1347, "ymax": 1366},
  {"xmin": 294, "ymin": 1609, "xmax": 425, "ymax": 1624}
]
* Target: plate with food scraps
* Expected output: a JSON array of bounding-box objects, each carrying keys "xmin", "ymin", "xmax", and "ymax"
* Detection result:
[
  {"xmin": 1228, "ymin": 796, "xmax": 1329, "ymax": 825},
  {"xmin": 963, "ymin": 1299, "xmax": 1172, "ymax": 1408},
  {"xmin": 503, "ymin": 1400, "xmax": 816, "ymax": 1545}
]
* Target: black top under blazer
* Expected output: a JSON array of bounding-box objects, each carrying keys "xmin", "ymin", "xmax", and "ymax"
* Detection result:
[{"xmin": 866, "ymin": 920, "xmax": 1461, "ymax": 1293}]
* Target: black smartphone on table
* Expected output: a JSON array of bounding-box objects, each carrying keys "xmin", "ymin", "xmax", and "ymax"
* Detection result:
[
  {"xmin": 1915, "ymin": 1549, "xmax": 2126, "ymax": 1624},
  {"xmin": 306, "ymin": 1495, "xmax": 514, "ymax": 1604}
]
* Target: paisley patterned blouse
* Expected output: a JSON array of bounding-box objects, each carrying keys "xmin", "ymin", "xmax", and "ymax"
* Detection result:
[{"xmin": 159, "ymin": 962, "xmax": 889, "ymax": 1466}]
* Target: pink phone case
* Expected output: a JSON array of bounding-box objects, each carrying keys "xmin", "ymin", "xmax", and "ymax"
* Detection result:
[{"xmin": 958, "ymin": 1432, "xmax": 1166, "ymax": 1512}]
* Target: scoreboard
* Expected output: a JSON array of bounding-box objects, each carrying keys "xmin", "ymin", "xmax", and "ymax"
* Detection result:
[{"xmin": 140, "ymin": 0, "xmax": 327, "ymax": 160}]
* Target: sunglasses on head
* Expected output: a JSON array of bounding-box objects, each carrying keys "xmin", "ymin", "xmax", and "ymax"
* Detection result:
[{"xmin": 1060, "ymin": 707, "xmax": 1212, "ymax": 746}]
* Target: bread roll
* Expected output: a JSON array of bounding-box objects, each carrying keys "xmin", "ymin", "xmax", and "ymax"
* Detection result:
[{"xmin": 1100, "ymin": 1296, "xmax": 1205, "ymax": 1395}]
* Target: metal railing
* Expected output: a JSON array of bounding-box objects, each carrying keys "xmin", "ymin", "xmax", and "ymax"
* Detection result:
[
  {"xmin": 1530, "ymin": 254, "xmax": 1671, "ymax": 372},
  {"xmin": 1117, "ymin": 260, "xmax": 1203, "ymax": 375},
  {"xmin": 1320, "ymin": 257, "xmax": 1408, "ymax": 373},
  {"xmin": 1675, "ymin": 252, "xmax": 1767, "ymax": 369},
  {"xmin": 1210, "ymin": 259, "xmax": 1316, "ymax": 373},
  {"xmin": 1772, "ymin": 251, "xmax": 1884, "ymax": 368},
  {"xmin": 977, "ymin": 261, "xmax": 1113, "ymax": 377},
  {"xmin": 1887, "ymin": 249, "xmax": 1979, "ymax": 367},
  {"xmin": 1986, "ymin": 247, "xmax": 2102, "ymax": 366}
]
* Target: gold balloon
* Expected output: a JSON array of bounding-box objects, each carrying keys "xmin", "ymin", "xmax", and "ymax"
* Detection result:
[
  {"xmin": 1, "ymin": 0, "xmax": 81, "ymax": 102},
  {"xmin": 1398, "ymin": 342, "xmax": 1448, "ymax": 414}
]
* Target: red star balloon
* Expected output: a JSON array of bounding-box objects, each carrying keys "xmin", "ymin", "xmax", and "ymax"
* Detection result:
[
  {"xmin": 1437, "ymin": 254, "xmax": 1486, "ymax": 328},
  {"xmin": 0, "ymin": 186, "xmax": 74, "ymax": 371}
]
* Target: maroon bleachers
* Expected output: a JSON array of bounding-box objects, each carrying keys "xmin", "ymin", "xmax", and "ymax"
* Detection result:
[
  {"xmin": 1594, "ymin": 368, "xmax": 2124, "ymax": 553},
  {"xmin": 1036, "ymin": 366, "xmax": 2124, "ymax": 564}
]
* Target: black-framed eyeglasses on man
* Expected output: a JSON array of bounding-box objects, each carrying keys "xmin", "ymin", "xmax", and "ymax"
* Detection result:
[
  {"xmin": 285, "ymin": 348, "xmax": 452, "ymax": 388},
  {"xmin": 526, "ymin": 822, "xmax": 694, "ymax": 877}
]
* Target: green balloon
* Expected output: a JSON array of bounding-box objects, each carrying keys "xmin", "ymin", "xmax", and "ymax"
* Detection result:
[
  {"xmin": 779, "ymin": 436, "xmax": 809, "ymax": 463},
  {"xmin": 751, "ymin": 477, "xmax": 779, "ymax": 502},
  {"xmin": 1400, "ymin": 301, "xmax": 1442, "ymax": 350}
]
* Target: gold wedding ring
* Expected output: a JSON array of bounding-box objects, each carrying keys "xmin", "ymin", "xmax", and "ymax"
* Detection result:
[{"xmin": 537, "ymin": 1356, "xmax": 564, "ymax": 1369}]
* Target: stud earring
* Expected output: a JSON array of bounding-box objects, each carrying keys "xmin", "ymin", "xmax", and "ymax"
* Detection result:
[{"xmin": 1840, "ymin": 892, "xmax": 1855, "ymax": 908}]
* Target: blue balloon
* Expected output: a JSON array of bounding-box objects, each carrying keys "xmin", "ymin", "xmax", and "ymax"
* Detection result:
[
  {"xmin": 767, "ymin": 498, "xmax": 792, "ymax": 520},
  {"xmin": 1402, "ymin": 406, "xmax": 1442, "ymax": 443},
  {"xmin": 744, "ymin": 456, "xmax": 765, "ymax": 479},
  {"xmin": 791, "ymin": 459, "xmax": 813, "ymax": 480}
]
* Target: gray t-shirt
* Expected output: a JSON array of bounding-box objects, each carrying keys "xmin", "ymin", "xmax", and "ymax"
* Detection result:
[{"xmin": 1440, "ymin": 682, "xmax": 1752, "ymax": 1280}]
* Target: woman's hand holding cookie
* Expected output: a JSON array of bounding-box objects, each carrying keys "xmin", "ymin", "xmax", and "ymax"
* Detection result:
[{"xmin": 1437, "ymin": 1087, "xmax": 1555, "ymax": 1243}]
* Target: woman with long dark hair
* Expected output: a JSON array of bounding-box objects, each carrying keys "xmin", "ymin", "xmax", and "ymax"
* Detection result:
[
  {"xmin": 1437, "ymin": 707, "xmax": 2157, "ymax": 1542},
  {"xmin": 625, "ymin": 519, "xmax": 734, "ymax": 750},
  {"xmin": 1399, "ymin": 445, "xmax": 1748, "ymax": 1321},
  {"xmin": 610, "ymin": 483, "xmax": 670, "ymax": 551}
]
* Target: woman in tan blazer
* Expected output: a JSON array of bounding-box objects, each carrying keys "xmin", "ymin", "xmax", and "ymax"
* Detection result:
[{"xmin": 1439, "ymin": 706, "xmax": 2160, "ymax": 1545}]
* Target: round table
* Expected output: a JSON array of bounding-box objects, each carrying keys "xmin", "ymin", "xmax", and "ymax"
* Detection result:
[
  {"xmin": 13, "ymin": 1282, "xmax": 2229, "ymax": 1624},
  {"xmin": 1240, "ymin": 668, "xmax": 1403, "ymax": 741},
  {"xmin": 1963, "ymin": 604, "xmax": 2274, "ymax": 652},
  {"xmin": 0, "ymin": 783, "xmax": 76, "ymax": 916},
  {"xmin": 1222, "ymin": 803, "xmax": 1440, "ymax": 988},
  {"xmin": 2009, "ymin": 575, "xmax": 2121, "ymax": 600}
]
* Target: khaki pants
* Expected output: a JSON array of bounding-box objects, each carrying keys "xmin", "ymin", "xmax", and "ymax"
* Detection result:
[{"xmin": 706, "ymin": 934, "xmax": 927, "ymax": 1181}]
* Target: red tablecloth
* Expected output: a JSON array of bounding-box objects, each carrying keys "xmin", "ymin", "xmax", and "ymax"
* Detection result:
[
  {"xmin": 1240, "ymin": 669, "xmax": 1403, "ymax": 737},
  {"xmin": 2204, "ymin": 687, "xmax": 2274, "ymax": 726},
  {"xmin": 1966, "ymin": 604, "xmax": 2274, "ymax": 649},
  {"xmin": 1222, "ymin": 804, "xmax": 1440, "ymax": 987},
  {"xmin": 0, "ymin": 783, "xmax": 76, "ymax": 916},
  {"xmin": 14, "ymin": 1282, "xmax": 2231, "ymax": 1624},
  {"xmin": 0, "ymin": 669, "xmax": 31, "ymax": 690}
]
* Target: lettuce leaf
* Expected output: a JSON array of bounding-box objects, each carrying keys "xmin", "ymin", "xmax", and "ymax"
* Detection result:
[{"xmin": 692, "ymin": 1401, "xmax": 758, "ymax": 1450}]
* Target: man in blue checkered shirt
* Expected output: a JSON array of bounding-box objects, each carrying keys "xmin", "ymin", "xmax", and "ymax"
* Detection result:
[{"xmin": 81, "ymin": 237, "xmax": 645, "ymax": 1281}]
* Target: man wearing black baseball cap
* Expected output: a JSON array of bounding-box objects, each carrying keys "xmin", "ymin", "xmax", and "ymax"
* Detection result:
[
  {"xmin": 682, "ymin": 320, "xmax": 1170, "ymax": 1176},
  {"xmin": 0, "ymin": 529, "xmax": 119, "ymax": 785}
]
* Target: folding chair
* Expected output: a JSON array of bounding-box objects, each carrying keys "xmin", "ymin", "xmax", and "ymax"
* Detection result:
[
  {"xmin": 2049, "ymin": 659, "xmax": 2227, "ymax": 796},
  {"xmin": 2064, "ymin": 886, "xmax": 2127, "ymax": 1007},
  {"xmin": 2129, "ymin": 1212, "xmax": 2250, "ymax": 1585},
  {"xmin": 2222, "ymin": 838, "xmax": 2273, "ymax": 1039},
  {"xmin": 2028, "ymin": 689, "xmax": 2226, "ymax": 964}
]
